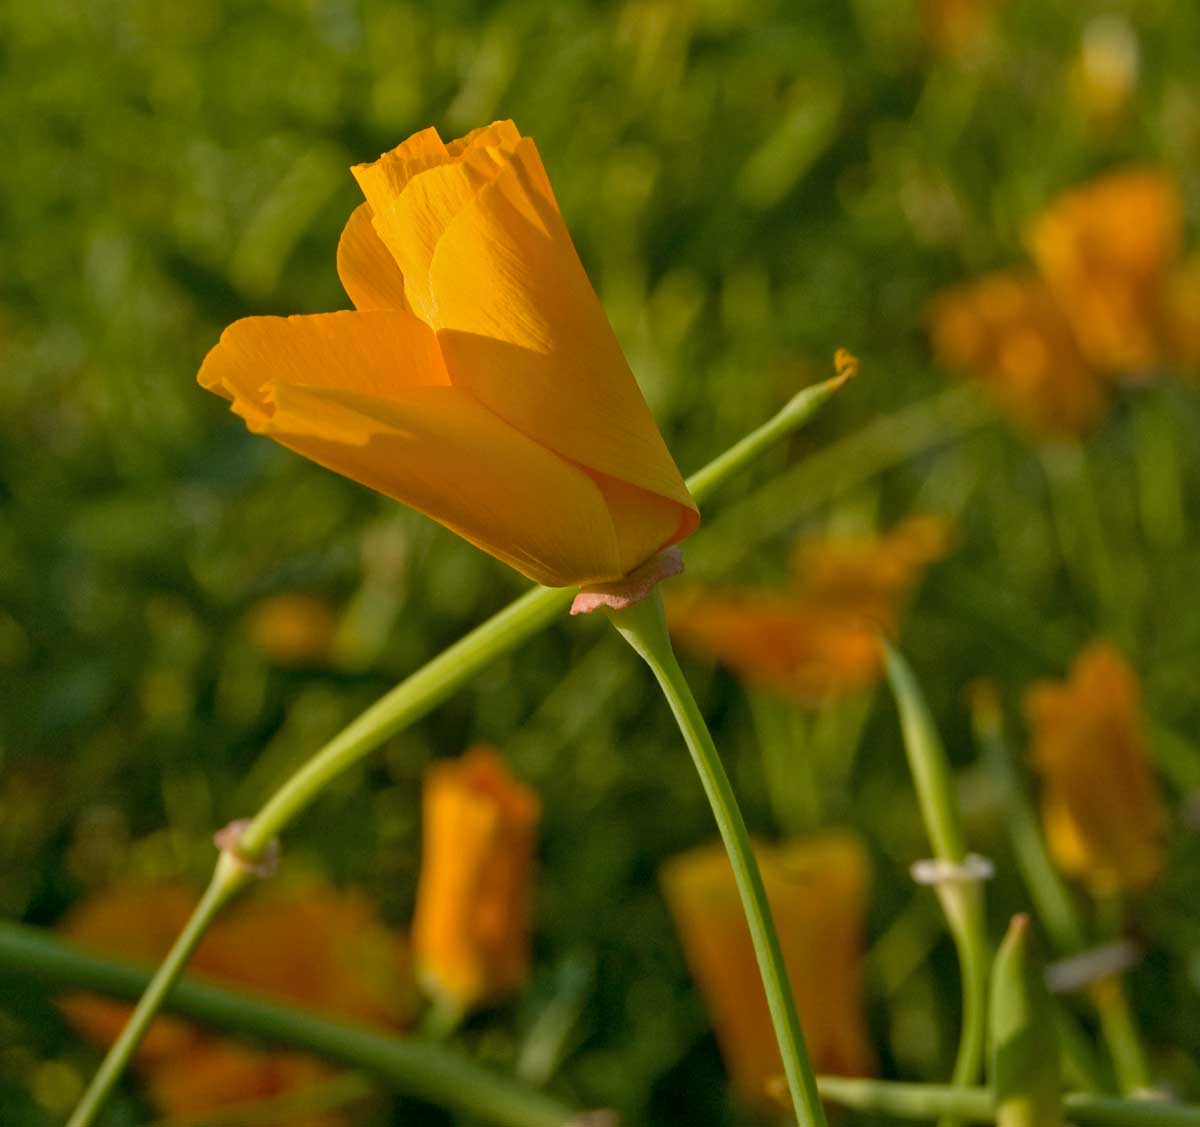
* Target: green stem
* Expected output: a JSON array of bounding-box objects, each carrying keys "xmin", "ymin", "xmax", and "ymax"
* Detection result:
[
  {"xmin": 884, "ymin": 644, "xmax": 989, "ymax": 1127},
  {"xmin": 682, "ymin": 369, "xmax": 852, "ymax": 502},
  {"xmin": 9, "ymin": 918, "xmax": 1194, "ymax": 1127},
  {"xmin": 816, "ymin": 1077, "xmax": 1200, "ymax": 1126},
  {"xmin": 0, "ymin": 920, "xmax": 575, "ymax": 1127},
  {"xmin": 1091, "ymin": 975, "xmax": 1151, "ymax": 1094},
  {"xmin": 608, "ymin": 592, "xmax": 827, "ymax": 1127},
  {"xmin": 63, "ymin": 370, "xmax": 852, "ymax": 1127},
  {"xmin": 64, "ymin": 854, "xmax": 251, "ymax": 1127}
]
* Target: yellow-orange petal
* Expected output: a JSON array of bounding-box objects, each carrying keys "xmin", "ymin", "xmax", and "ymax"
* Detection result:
[
  {"xmin": 413, "ymin": 747, "xmax": 540, "ymax": 1007},
  {"xmin": 336, "ymin": 203, "xmax": 409, "ymax": 312},
  {"xmin": 198, "ymin": 309, "xmax": 452, "ymax": 432},
  {"xmin": 428, "ymin": 136, "xmax": 697, "ymax": 544}
]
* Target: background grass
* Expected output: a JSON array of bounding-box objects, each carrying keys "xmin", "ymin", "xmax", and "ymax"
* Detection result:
[{"xmin": 2, "ymin": 0, "xmax": 1199, "ymax": 1123}]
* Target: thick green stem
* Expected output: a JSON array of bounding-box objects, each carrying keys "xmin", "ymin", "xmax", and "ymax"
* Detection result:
[
  {"xmin": 63, "ymin": 370, "xmax": 852, "ymax": 1126},
  {"xmin": 609, "ymin": 592, "xmax": 827, "ymax": 1127},
  {"xmin": 0, "ymin": 920, "xmax": 574, "ymax": 1127},
  {"xmin": 884, "ymin": 644, "xmax": 989, "ymax": 1127}
]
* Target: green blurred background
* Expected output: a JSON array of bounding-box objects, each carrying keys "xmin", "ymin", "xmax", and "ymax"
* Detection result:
[{"xmin": 3, "ymin": 0, "xmax": 1199, "ymax": 1123}]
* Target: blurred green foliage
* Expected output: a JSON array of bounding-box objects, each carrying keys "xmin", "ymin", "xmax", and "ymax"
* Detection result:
[{"xmin": 2, "ymin": 0, "xmax": 1200, "ymax": 1124}]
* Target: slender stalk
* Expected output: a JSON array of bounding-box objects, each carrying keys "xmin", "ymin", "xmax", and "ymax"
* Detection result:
[
  {"xmin": 63, "ymin": 370, "xmax": 852, "ymax": 1126},
  {"xmin": 609, "ymin": 592, "xmax": 827, "ymax": 1127},
  {"xmin": 816, "ymin": 1078, "xmax": 1200, "ymax": 1126},
  {"xmin": 1091, "ymin": 975, "xmax": 1151, "ymax": 1094},
  {"xmin": 884, "ymin": 644, "xmax": 989, "ymax": 1127},
  {"xmin": 0, "ymin": 920, "xmax": 575, "ymax": 1127},
  {"xmin": 64, "ymin": 855, "xmax": 251, "ymax": 1127}
]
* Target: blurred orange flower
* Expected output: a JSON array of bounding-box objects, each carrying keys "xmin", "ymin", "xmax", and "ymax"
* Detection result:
[
  {"xmin": 1028, "ymin": 169, "xmax": 1181, "ymax": 376},
  {"xmin": 199, "ymin": 121, "xmax": 698, "ymax": 588},
  {"xmin": 247, "ymin": 593, "xmax": 338, "ymax": 667},
  {"xmin": 668, "ymin": 517, "xmax": 951, "ymax": 703},
  {"xmin": 661, "ymin": 833, "xmax": 873, "ymax": 1111},
  {"xmin": 412, "ymin": 745, "xmax": 540, "ymax": 1010},
  {"xmin": 59, "ymin": 882, "xmax": 414, "ymax": 1127},
  {"xmin": 1025, "ymin": 643, "xmax": 1166, "ymax": 894},
  {"xmin": 930, "ymin": 272, "xmax": 1108, "ymax": 435}
]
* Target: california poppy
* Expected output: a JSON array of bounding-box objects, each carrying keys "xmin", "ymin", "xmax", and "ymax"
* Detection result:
[
  {"xmin": 661, "ymin": 833, "xmax": 873, "ymax": 1111},
  {"xmin": 59, "ymin": 882, "xmax": 414, "ymax": 1127},
  {"xmin": 1025, "ymin": 643, "xmax": 1165, "ymax": 894},
  {"xmin": 412, "ymin": 745, "xmax": 540, "ymax": 1009},
  {"xmin": 199, "ymin": 122, "xmax": 698, "ymax": 588}
]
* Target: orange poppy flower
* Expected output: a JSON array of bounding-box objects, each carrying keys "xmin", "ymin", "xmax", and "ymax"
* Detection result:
[
  {"xmin": 930, "ymin": 272, "xmax": 1108, "ymax": 435},
  {"xmin": 921, "ymin": 0, "xmax": 1002, "ymax": 56},
  {"xmin": 198, "ymin": 121, "xmax": 698, "ymax": 588},
  {"xmin": 412, "ymin": 745, "xmax": 540, "ymax": 1009},
  {"xmin": 59, "ymin": 882, "xmax": 413, "ymax": 1127},
  {"xmin": 1027, "ymin": 169, "xmax": 1181, "ymax": 376},
  {"xmin": 1025, "ymin": 643, "xmax": 1166, "ymax": 894},
  {"xmin": 668, "ymin": 517, "xmax": 951, "ymax": 703},
  {"xmin": 661, "ymin": 834, "xmax": 873, "ymax": 1111}
]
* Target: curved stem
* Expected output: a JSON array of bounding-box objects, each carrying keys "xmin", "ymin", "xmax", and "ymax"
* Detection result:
[
  {"xmin": 63, "ymin": 370, "xmax": 853, "ymax": 1126},
  {"xmin": 64, "ymin": 855, "xmax": 251, "ymax": 1127},
  {"xmin": 609, "ymin": 592, "xmax": 827, "ymax": 1127},
  {"xmin": 884, "ymin": 645, "xmax": 989, "ymax": 1127}
]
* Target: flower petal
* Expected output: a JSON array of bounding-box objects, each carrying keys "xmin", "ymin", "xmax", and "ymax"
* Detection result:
[
  {"xmin": 198, "ymin": 310, "xmax": 626, "ymax": 585},
  {"xmin": 198, "ymin": 309, "xmax": 451, "ymax": 432},
  {"xmin": 428, "ymin": 137, "xmax": 698, "ymax": 537},
  {"xmin": 336, "ymin": 203, "xmax": 409, "ymax": 312}
]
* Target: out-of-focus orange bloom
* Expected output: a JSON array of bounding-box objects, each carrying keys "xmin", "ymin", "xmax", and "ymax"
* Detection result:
[
  {"xmin": 1025, "ymin": 643, "xmax": 1166, "ymax": 894},
  {"xmin": 247, "ymin": 593, "xmax": 338, "ymax": 666},
  {"xmin": 1028, "ymin": 169, "xmax": 1181, "ymax": 376},
  {"xmin": 412, "ymin": 746, "xmax": 540, "ymax": 1009},
  {"xmin": 59, "ymin": 882, "xmax": 413, "ymax": 1127},
  {"xmin": 668, "ymin": 517, "xmax": 951, "ymax": 703},
  {"xmin": 930, "ymin": 272, "xmax": 1108, "ymax": 435},
  {"xmin": 199, "ymin": 121, "xmax": 698, "ymax": 589},
  {"xmin": 661, "ymin": 834, "xmax": 873, "ymax": 1111}
]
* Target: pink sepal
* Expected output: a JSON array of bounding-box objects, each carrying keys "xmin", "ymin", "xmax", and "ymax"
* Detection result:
[
  {"xmin": 214, "ymin": 818, "xmax": 280, "ymax": 879},
  {"xmin": 570, "ymin": 547, "xmax": 685, "ymax": 616}
]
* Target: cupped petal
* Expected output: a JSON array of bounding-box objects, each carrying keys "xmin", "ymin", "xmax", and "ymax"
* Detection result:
[
  {"xmin": 198, "ymin": 309, "xmax": 452, "ymax": 432},
  {"xmin": 262, "ymin": 383, "xmax": 624, "ymax": 585},
  {"xmin": 428, "ymin": 137, "xmax": 697, "ymax": 534},
  {"xmin": 336, "ymin": 203, "xmax": 409, "ymax": 312}
]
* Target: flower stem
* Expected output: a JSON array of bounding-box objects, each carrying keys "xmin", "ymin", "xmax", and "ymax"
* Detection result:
[
  {"xmin": 816, "ymin": 1077, "xmax": 1200, "ymax": 1126},
  {"xmin": 0, "ymin": 919, "xmax": 575, "ymax": 1127},
  {"xmin": 63, "ymin": 371, "xmax": 852, "ymax": 1126},
  {"xmin": 608, "ymin": 591, "xmax": 827, "ymax": 1127},
  {"xmin": 884, "ymin": 644, "xmax": 989, "ymax": 1127},
  {"xmin": 64, "ymin": 854, "xmax": 252, "ymax": 1127}
]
